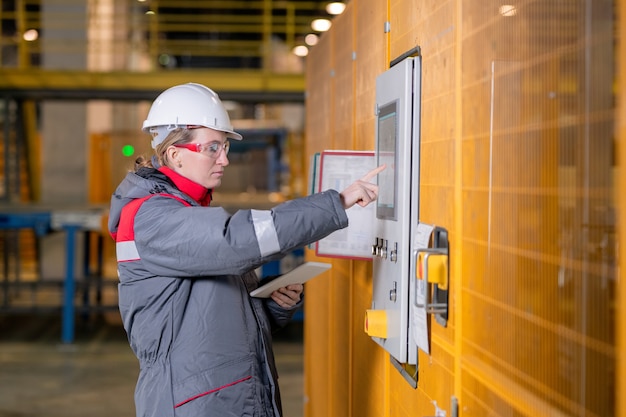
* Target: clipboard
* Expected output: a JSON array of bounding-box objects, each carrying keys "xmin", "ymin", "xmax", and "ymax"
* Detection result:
[
  {"xmin": 250, "ymin": 262, "xmax": 332, "ymax": 298},
  {"xmin": 315, "ymin": 150, "xmax": 376, "ymax": 260}
]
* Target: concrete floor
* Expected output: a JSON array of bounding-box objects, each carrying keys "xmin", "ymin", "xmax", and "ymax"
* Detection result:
[{"xmin": 0, "ymin": 313, "xmax": 304, "ymax": 417}]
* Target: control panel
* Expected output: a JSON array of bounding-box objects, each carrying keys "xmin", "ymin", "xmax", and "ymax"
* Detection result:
[{"xmin": 365, "ymin": 55, "xmax": 422, "ymax": 365}]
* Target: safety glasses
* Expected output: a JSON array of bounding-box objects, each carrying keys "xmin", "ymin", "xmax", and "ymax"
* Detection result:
[{"xmin": 174, "ymin": 140, "xmax": 230, "ymax": 159}]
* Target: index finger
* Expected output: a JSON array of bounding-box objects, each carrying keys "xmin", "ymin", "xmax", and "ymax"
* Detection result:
[
  {"xmin": 285, "ymin": 283, "xmax": 303, "ymax": 291},
  {"xmin": 360, "ymin": 164, "xmax": 386, "ymax": 182}
]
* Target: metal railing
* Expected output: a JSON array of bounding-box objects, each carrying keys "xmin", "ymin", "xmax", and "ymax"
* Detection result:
[{"xmin": 0, "ymin": 0, "xmax": 332, "ymax": 71}]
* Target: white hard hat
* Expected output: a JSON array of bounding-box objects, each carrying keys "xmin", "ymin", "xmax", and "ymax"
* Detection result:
[{"xmin": 142, "ymin": 83, "xmax": 243, "ymax": 148}]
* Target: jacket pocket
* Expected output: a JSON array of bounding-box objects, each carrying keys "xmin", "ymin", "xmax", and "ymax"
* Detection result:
[{"xmin": 173, "ymin": 357, "xmax": 256, "ymax": 416}]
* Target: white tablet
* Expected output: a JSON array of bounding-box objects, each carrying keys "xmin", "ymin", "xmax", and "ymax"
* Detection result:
[{"xmin": 250, "ymin": 262, "xmax": 332, "ymax": 298}]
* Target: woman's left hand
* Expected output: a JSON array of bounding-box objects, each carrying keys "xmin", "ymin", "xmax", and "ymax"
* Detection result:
[{"xmin": 271, "ymin": 284, "xmax": 303, "ymax": 309}]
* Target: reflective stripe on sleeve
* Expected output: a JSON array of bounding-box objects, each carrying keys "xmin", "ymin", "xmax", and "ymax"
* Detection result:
[
  {"xmin": 251, "ymin": 209, "xmax": 280, "ymax": 257},
  {"xmin": 117, "ymin": 240, "xmax": 140, "ymax": 262}
]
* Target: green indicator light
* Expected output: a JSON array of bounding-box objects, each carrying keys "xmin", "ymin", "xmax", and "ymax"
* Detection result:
[{"xmin": 122, "ymin": 145, "xmax": 135, "ymax": 157}]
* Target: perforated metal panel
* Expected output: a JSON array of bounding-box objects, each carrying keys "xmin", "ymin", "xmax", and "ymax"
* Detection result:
[
  {"xmin": 305, "ymin": 1, "xmax": 617, "ymax": 417},
  {"xmin": 457, "ymin": 1, "xmax": 615, "ymax": 415}
]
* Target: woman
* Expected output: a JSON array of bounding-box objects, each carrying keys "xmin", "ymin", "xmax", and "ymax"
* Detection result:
[{"xmin": 108, "ymin": 83, "xmax": 383, "ymax": 417}]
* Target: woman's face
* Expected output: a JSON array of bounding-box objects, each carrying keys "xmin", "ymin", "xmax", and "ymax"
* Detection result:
[{"xmin": 169, "ymin": 127, "xmax": 230, "ymax": 189}]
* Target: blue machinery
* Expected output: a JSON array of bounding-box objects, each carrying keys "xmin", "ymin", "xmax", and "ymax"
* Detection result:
[{"xmin": 0, "ymin": 207, "xmax": 109, "ymax": 343}]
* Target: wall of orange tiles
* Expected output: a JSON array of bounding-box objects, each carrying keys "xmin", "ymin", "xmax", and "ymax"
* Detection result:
[
  {"xmin": 304, "ymin": 1, "xmax": 618, "ymax": 416},
  {"xmin": 617, "ymin": 1, "xmax": 625, "ymax": 416}
]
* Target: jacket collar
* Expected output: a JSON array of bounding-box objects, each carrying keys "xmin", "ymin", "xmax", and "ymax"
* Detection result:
[{"xmin": 158, "ymin": 166, "xmax": 212, "ymax": 206}]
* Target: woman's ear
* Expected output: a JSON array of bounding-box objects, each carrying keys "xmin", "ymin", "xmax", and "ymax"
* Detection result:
[
  {"xmin": 163, "ymin": 145, "xmax": 181, "ymax": 169},
  {"xmin": 166, "ymin": 145, "xmax": 177, "ymax": 159}
]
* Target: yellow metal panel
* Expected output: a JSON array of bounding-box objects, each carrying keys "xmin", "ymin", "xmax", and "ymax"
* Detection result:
[
  {"xmin": 304, "ymin": 26, "xmax": 334, "ymax": 417},
  {"xmin": 305, "ymin": 1, "xmax": 618, "ymax": 417},
  {"xmin": 22, "ymin": 101, "xmax": 40, "ymax": 201},
  {"xmin": 88, "ymin": 133, "xmax": 112, "ymax": 204},
  {"xmin": 354, "ymin": 0, "xmax": 387, "ymax": 151},
  {"xmin": 311, "ymin": 9, "xmax": 356, "ymax": 415},
  {"xmin": 330, "ymin": 9, "xmax": 355, "ymax": 150},
  {"xmin": 303, "ymin": 261, "xmax": 332, "ymax": 417},
  {"xmin": 302, "ymin": 242, "xmax": 330, "ymax": 399},
  {"xmin": 329, "ymin": 260, "xmax": 352, "ymax": 417},
  {"xmin": 305, "ymin": 29, "xmax": 334, "ymax": 156},
  {"xmin": 619, "ymin": 1, "xmax": 626, "ymax": 415},
  {"xmin": 0, "ymin": 69, "xmax": 304, "ymax": 97},
  {"xmin": 351, "ymin": 261, "xmax": 389, "ymax": 417},
  {"xmin": 457, "ymin": 2, "xmax": 615, "ymax": 416},
  {"xmin": 389, "ymin": 0, "xmax": 418, "ymax": 62}
]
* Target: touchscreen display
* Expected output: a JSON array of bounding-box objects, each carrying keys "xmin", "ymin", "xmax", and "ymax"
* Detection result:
[{"xmin": 376, "ymin": 101, "xmax": 398, "ymax": 220}]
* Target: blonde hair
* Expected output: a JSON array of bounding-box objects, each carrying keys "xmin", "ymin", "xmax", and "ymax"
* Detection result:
[{"xmin": 134, "ymin": 128, "xmax": 196, "ymax": 171}]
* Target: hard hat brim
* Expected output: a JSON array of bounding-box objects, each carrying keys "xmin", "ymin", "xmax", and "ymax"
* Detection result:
[{"xmin": 224, "ymin": 130, "xmax": 243, "ymax": 141}]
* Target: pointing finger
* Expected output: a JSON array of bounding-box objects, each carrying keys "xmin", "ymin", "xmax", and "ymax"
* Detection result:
[{"xmin": 360, "ymin": 164, "xmax": 386, "ymax": 182}]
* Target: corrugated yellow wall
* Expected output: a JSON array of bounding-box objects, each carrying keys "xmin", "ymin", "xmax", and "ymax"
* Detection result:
[
  {"xmin": 617, "ymin": 1, "xmax": 625, "ymax": 417},
  {"xmin": 304, "ymin": 1, "xmax": 618, "ymax": 416}
]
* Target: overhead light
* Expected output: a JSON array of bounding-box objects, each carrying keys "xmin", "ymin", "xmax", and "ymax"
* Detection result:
[
  {"xmin": 311, "ymin": 18, "xmax": 332, "ymax": 32},
  {"xmin": 292, "ymin": 45, "xmax": 309, "ymax": 57},
  {"xmin": 499, "ymin": 5, "xmax": 517, "ymax": 16},
  {"xmin": 326, "ymin": 2, "xmax": 346, "ymax": 15},
  {"xmin": 23, "ymin": 29, "xmax": 38, "ymax": 41},
  {"xmin": 305, "ymin": 34, "xmax": 319, "ymax": 46}
]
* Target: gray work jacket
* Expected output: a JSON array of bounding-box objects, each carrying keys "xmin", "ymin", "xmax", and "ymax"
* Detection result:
[{"xmin": 108, "ymin": 167, "xmax": 348, "ymax": 417}]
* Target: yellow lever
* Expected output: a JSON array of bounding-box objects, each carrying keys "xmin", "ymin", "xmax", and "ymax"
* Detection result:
[
  {"xmin": 417, "ymin": 252, "xmax": 449, "ymax": 291},
  {"xmin": 364, "ymin": 309, "xmax": 388, "ymax": 339}
]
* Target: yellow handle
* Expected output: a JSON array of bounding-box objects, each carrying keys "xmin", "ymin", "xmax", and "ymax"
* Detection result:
[
  {"xmin": 417, "ymin": 252, "xmax": 449, "ymax": 291},
  {"xmin": 364, "ymin": 309, "xmax": 388, "ymax": 338}
]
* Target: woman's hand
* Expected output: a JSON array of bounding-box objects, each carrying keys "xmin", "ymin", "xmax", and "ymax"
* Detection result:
[
  {"xmin": 339, "ymin": 164, "xmax": 386, "ymax": 210},
  {"xmin": 271, "ymin": 283, "xmax": 303, "ymax": 309}
]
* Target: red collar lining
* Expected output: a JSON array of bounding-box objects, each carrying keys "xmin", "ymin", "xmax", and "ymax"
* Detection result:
[{"xmin": 158, "ymin": 166, "xmax": 212, "ymax": 206}]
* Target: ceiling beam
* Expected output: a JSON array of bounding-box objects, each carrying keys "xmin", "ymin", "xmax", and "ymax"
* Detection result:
[{"xmin": 0, "ymin": 69, "xmax": 305, "ymax": 103}]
